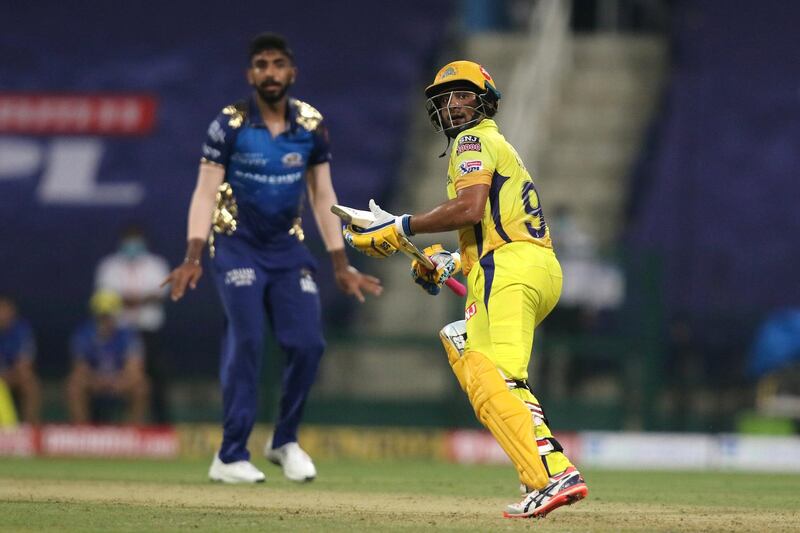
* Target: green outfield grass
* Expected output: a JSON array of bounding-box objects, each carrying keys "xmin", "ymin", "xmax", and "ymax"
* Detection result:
[{"xmin": 1, "ymin": 457, "xmax": 798, "ymax": 532}]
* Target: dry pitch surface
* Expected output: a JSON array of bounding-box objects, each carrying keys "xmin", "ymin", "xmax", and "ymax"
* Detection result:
[{"xmin": 1, "ymin": 458, "xmax": 798, "ymax": 532}]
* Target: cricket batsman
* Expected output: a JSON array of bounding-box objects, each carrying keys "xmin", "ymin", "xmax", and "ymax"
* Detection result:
[{"xmin": 343, "ymin": 60, "xmax": 588, "ymax": 518}]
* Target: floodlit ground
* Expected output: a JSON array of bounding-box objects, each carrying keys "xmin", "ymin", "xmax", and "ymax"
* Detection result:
[{"xmin": 1, "ymin": 457, "xmax": 798, "ymax": 532}]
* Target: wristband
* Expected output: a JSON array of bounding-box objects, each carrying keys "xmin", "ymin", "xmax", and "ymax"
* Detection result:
[{"xmin": 396, "ymin": 214, "xmax": 414, "ymax": 236}]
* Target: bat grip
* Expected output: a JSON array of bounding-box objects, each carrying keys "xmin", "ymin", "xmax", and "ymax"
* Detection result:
[{"xmin": 445, "ymin": 278, "xmax": 467, "ymax": 297}]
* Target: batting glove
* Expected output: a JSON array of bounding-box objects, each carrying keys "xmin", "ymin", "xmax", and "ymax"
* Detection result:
[
  {"xmin": 411, "ymin": 244, "xmax": 461, "ymax": 295},
  {"xmin": 343, "ymin": 200, "xmax": 412, "ymax": 258}
]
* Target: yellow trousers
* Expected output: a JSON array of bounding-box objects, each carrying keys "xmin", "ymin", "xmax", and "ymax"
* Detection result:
[{"xmin": 465, "ymin": 241, "xmax": 571, "ymax": 475}]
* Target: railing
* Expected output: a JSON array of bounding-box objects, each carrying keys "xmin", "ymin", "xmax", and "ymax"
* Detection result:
[{"xmin": 502, "ymin": 0, "xmax": 572, "ymax": 170}]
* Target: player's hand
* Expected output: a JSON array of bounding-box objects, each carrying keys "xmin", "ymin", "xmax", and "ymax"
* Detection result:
[
  {"xmin": 161, "ymin": 260, "xmax": 203, "ymax": 301},
  {"xmin": 335, "ymin": 265, "xmax": 383, "ymax": 303},
  {"xmin": 411, "ymin": 244, "xmax": 461, "ymax": 295},
  {"xmin": 343, "ymin": 199, "xmax": 411, "ymax": 258}
]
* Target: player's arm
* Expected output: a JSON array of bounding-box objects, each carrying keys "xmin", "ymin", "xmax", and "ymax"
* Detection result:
[
  {"xmin": 408, "ymin": 181, "xmax": 489, "ymax": 234},
  {"xmin": 402, "ymin": 183, "xmax": 487, "ymax": 294},
  {"xmin": 306, "ymin": 163, "xmax": 382, "ymax": 302},
  {"xmin": 305, "ymin": 162, "xmax": 348, "ymax": 253},
  {"xmin": 342, "ymin": 176, "xmax": 489, "ymax": 261},
  {"xmin": 162, "ymin": 162, "xmax": 225, "ymax": 301}
]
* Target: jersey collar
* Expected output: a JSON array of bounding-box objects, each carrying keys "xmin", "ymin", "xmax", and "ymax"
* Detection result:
[
  {"xmin": 471, "ymin": 118, "xmax": 498, "ymax": 133},
  {"xmin": 247, "ymin": 94, "xmax": 299, "ymax": 134}
]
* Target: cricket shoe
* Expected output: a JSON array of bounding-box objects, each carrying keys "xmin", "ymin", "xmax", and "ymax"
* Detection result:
[
  {"xmin": 504, "ymin": 466, "xmax": 587, "ymax": 518},
  {"xmin": 208, "ymin": 454, "xmax": 266, "ymax": 483},
  {"xmin": 265, "ymin": 442, "xmax": 317, "ymax": 482}
]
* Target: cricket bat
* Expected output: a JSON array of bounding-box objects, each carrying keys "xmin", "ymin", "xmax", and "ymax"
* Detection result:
[{"xmin": 332, "ymin": 204, "xmax": 467, "ymax": 297}]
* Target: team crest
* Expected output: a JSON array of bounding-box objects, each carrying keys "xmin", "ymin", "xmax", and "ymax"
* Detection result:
[
  {"xmin": 299, "ymin": 269, "xmax": 318, "ymax": 294},
  {"xmin": 440, "ymin": 66, "xmax": 457, "ymax": 79},
  {"xmin": 456, "ymin": 135, "xmax": 482, "ymax": 155},
  {"xmin": 282, "ymin": 152, "xmax": 304, "ymax": 167},
  {"xmin": 458, "ymin": 160, "xmax": 483, "ymax": 176}
]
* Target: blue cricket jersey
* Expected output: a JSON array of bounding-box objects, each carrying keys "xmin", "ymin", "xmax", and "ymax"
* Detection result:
[
  {"xmin": 200, "ymin": 95, "xmax": 331, "ymax": 250},
  {"xmin": 70, "ymin": 320, "xmax": 143, "ymax": 375},
  {"xmin": 0, "ymin": 318, "xmax": 35, "ymax": 370}
]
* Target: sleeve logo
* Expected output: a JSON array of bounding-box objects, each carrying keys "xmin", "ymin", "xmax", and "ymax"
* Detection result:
[
  {"xmin": 456, "ymin": 135, "xmax": 482, "ymax": 155},
  {"xmin": 207, "ymin": 120, "xmax": 226, "ymax": 143},
  {"xmin": 458, "ymin": 160, "xmax": 483, "ymax": 176}
]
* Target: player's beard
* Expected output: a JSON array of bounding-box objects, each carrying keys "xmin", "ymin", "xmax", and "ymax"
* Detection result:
[
  {"xmin": 442, "ymin": 110, "xmax": 478, "ymax": 138},
  {"xmin": 255, "ymin": 80, "xmax": 291, "ymax": 104}
]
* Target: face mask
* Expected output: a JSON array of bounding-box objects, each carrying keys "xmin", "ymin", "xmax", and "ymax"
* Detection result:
[{"xmin": 120, "ymin": 238, "xmax": 146, "ymax": 258}]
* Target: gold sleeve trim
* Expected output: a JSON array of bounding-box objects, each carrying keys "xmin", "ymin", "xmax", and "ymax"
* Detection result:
[
  {"xmin": 208, "ymin": 183, "xmax": 238, "ymax": 258},
  {"xmin": 455, "ymin": 169, "xmax": 492, "ymax": 191},
  {"xmin": 221, "ymin": 101, "xmax": 247, "ymax": 129},
  {"xmin": 292, "ymin": 99, "xmax": 323, "ymax": 131}
]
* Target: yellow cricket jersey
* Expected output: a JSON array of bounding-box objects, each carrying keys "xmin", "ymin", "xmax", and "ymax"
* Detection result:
[{"xmin": 447, "ymin": 119, "xmax": 552, "ymax": 275}]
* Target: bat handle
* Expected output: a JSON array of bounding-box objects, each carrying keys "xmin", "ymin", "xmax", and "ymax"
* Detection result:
[{"xmin": 445, "ymin": 278, "xmax": 467, "ymax": 297}]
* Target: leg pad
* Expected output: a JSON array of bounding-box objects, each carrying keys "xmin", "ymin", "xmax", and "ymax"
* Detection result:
[{"xmin": 439, "ymin": 322, "xmax": 548, "ymax": 490}]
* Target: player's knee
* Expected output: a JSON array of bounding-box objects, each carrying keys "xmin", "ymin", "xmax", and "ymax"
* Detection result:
[
  {"xmin": 227, "ymin": 331, "xmax": 264, "ymax": 361},
  {"xmin": 463, "ymin": 351, "xmax": 512, "ymax": 409},
  {"xmin": 279, "ymin": 336, "xmax": 325, "ymax": 360}
]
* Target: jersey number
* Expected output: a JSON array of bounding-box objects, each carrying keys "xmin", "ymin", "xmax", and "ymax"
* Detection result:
[{"xmin": 521, "ymin": 182, "xmax": 547, "ymax": 238}]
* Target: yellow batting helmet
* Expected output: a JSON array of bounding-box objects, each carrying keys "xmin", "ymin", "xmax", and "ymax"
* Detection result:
[
  {"xmin": 425, "ymin": 60, "xmax": 501, "ymax": 100},
  {"xmin": 424, "ymin": 60, "xmax": 502, "ymax": 138}
]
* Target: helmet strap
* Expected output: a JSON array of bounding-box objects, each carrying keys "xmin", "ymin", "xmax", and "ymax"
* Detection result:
[{"xmin": 438, "ymin": 135, "xmax": 452, "ymax": 158}]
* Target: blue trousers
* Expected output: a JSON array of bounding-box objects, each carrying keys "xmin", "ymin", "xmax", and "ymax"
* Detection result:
[{"xmin": 211, "ymin": 235, "xmax": 324, "ymax": 463}]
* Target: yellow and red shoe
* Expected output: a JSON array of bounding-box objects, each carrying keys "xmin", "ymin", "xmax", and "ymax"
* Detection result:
[{"xmin": 504, "ymin": 466, "xmax": 588, "ymax": 518}]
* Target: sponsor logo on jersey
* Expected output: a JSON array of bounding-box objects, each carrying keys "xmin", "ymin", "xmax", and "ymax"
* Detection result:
[
  {"xmin": 233, "ymin": 170, "xmax": 302, "ymax": 185},
  {"xmin": 231, "ymin": 152, "xmax": 268, "ymax": 166},
  {"xmin": 456, "ymin": 135, "xmax": 481, "ymax": 155},
  {"xmin": 224, "ymin": 268, "xmax": 256, "ymax": 287},
  {"xmin": 299, "ymin": 269, "xmax": 318, "ymax": 294},
  {"xmin": 458, "ymin": 160, "xmax": 483, "ymax": 176},
  {"xmin": 282, "ymin": 152, "xmax": 304, "ymax": 168},
  {"xmin": 465, "ymin": 302, "xmax": 477, "ymax": 321}
]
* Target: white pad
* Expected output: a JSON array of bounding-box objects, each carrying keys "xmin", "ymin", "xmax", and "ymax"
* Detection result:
[{"xmin": 440, "ymin": 320, "xmax": 467, "ymax": 357}]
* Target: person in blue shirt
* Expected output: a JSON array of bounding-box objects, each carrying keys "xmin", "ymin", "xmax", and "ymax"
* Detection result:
[
  {"xmin": 162, "ymin": 33, "xmax": 383, "ymax": 484},
  {"xmin": 0, "ymin": 295, "xmax": 41, "ymax": 424},
  {"xmin": 65, "ymin": 290, "xmax": 150, "ymax": 424}
]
